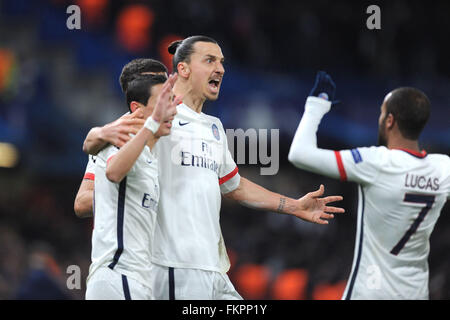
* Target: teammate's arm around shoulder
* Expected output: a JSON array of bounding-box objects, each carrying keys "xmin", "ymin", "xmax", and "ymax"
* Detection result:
[
  {"xmin": 82, "ymin": 109, "xmax": 146, "ymax": 155},
  {"xmin": 106, "ymin": 74, "xmax": 181, "ymax": 183}
]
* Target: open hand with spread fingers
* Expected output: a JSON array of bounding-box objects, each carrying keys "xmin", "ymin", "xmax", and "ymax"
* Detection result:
[{"xmin": 291, "ymin": 184, "xmax": 345, "ymax": 224}]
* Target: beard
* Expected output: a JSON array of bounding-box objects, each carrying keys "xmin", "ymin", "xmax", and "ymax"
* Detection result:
[{"xmin": 377, "ymin": 119, "xmax": 387, "ymax": 147}]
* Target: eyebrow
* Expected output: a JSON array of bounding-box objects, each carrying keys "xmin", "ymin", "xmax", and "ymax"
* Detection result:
[{"xmin": 205, "ymin": 54, "xmax": 225, "ymax": 63}]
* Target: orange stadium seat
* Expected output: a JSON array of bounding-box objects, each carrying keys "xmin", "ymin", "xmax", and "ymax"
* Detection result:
[
  {"xmin": 234, "ymin": 264, "xmax": 270, "ymax": 300},
  {"xmin": 116, "ymin": 5, "xmax": 154, "ymax": 53},
  {"xmin": 312, "ymin": 280, "xmax": 347, "ymax": 300},
  {"xmin": 271, "ymin": 269, "xmax": 308, "ymax": 300},
  {"xmin": 76, "ymin": 0, "xmax": 108, "ymax": 27}
]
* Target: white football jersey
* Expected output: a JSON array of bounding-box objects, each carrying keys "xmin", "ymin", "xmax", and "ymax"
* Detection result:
[
  {"xmin": 289, "ymin": 96, "xmax": 450, "ymax": 300},
  {"xmin": 87, "ymin": 143, "xmax": 159, "ymax": 289},
  {"xmin": 337, "ymin": 147, "xmax": 450, "ymax": 299},
  {"xmin": 151, "ymin": 103, "xmax": 240, "ymax": 274}
]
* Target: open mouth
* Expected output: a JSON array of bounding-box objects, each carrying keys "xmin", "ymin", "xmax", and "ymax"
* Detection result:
[{"xmin": 208, "ymin": 79, "xmax": 220, "ymax": 92}]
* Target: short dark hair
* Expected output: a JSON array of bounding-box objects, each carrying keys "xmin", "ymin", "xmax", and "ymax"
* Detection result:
[
  {"xmin": 119, "ymin": 59, "xmax": 168, "ymax": 92},
  {"xmin": 168, "ymin": 35, "xmax": 218, "ymax": 72},
  {"xmin": 125, "ymin": 74, "xmax": 167, "ymax": 112},
  {"xmin": 384, "ymin": 87, "xmax": 431, "ymax": 140}
]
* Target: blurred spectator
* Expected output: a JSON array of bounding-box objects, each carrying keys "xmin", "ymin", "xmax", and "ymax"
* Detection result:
[
  {"xmin": 14, "ymin": 242, "xmax": 72, "ymax": 300},
  {"xmin": 0, "ymin": 48, "xmax": 18, "ymax": 98},
  {"xmin": 0, "ymin": 225, "xmax": 26, "ymax": 299}
]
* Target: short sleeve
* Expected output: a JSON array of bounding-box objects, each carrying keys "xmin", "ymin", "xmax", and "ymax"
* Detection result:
[
  {"xmin": 335, "ymin": 146, "xmax": 386, "ymax": 185},
  {"xmin": 218, "ymin": 123, "xmax": 240, "ymax": 194},
  {"xmin": 83, "ymin": 155, "xmax": 97, "ymax": 180},
  {"xmin": 96, "ymin": 145, "xmax": 120, "ymax": 170}
]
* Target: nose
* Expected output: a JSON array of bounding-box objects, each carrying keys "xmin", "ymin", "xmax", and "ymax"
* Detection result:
[{"xmin": 216, "ymin": 61, "xmax": 225, "ymax": 74}]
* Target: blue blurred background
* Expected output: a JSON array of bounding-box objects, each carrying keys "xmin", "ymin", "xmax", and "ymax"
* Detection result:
[{"xmin": 0, "ymin": 0, "xmax": 448, "ymax": 299}]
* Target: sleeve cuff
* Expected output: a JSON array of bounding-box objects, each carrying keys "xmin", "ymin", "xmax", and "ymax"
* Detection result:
[
  {"xmin": 219, "ymin": 166, "xmax": 239, "ymax": 185},
  {"xmin": 305, "ymin": 96, "xmax": 332, "ymax": 115},
  {"xmin": 83, "ymin": 173, "xmax": 95, "ymax": 181},
  {"xmin": 219, "ymin": 167, "xmax": 240, "ymax": 194}
]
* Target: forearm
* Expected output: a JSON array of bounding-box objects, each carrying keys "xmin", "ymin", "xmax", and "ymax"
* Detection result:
[
  {"xmin": 106, "ymin": 128, "xmax": 157, "ymax": 183},
  {"xmin": 225, "ymin": 177, "xmax": 297, "ymax": 215},
  {"xmin": 74, "ymin": 189, "xmax": 93, "ymax": 218},
  {"xmin": 288, "ymin": 97, "xmax": 340, "ymax": 179},
  {"xmin": 83, "ymin": 127, "xmax": 108, "ymax": 155},
  {"xmin": 226, "ymin": 177, "xmax": 344, "ymax": 224}
]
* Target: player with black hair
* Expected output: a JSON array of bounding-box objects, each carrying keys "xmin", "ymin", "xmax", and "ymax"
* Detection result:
[
  {"xmin": 167, "ymin": 36, "xmax": 224, "ymax": 108},
  {"xmin": 74, "ymin": 59, "xmax": 167, "ymax": 218},
  {"xmin": 119, "ymin": 58, "xmax": 168, "ymax": 93},
  {"xmin": 288, "ymin": 72, "xmax": 450, "ymax": 299},
  {"xmin": 85, "ymin": 73, "xmax": 180, "ymax": 300},
  {"xmin": 167, "ymin": 36, "xmax": 217, "ymax": 73},
  {"xmin": 377, "ymin": 87, "xmax": 431, "ymax": 146}
]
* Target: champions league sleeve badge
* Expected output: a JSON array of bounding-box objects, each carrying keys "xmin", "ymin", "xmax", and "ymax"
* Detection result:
[{"xmin": 212, "ymin": 124, "xmax": 220, "ymax": 141}]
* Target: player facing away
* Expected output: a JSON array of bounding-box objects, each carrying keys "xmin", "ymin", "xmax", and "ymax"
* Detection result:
[
  {"xmin": 288, "ymin": 72, "xmax": 450, "ymax": 300},
  {"xmin": 74, "ymin": 58, "xmax": 168, "ymax": 218},
  {"xmin": 85, "ymin": 73, "xmax": 180, "ymax": 300}
]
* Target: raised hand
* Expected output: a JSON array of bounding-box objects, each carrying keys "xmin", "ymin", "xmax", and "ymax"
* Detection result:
[
  {"xmin": 309, "ymin": 71, "xmax": 337, "ymax": 104},
  {"xmin": 292, "ymin": 184, "xmax": 345, "ymax": 224},
  {"xmin": 151, "ymin": 74, "xmax": 183, "ymax": 137}
]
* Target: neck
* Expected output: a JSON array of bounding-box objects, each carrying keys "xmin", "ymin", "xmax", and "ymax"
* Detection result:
[
  {"xmin": 387, "ymin": 135, "xmax": 420, "ymax": 152},
  {"xmin": 173, "ymin": 80, "xmax": 205, "ymax": 113},
  {"xmin": 183, "ymin": 94, "xmax": 205, "ymax": 113}
]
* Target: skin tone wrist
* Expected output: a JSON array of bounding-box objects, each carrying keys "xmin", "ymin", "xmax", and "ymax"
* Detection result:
[{"xmin": 98, "ymin": 126, "xmax": 106, "ymax": 142}]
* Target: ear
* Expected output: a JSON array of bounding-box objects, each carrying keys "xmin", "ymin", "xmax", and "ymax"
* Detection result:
[
  {"xmin": 177, "ymin": 62, "xmax": 190, "ymax": 78},
  {"xmin": 129, "ymin": 101, "xmax": 140, "ymax": 113},
  {"xmin": 385, "ymin": 113, "xmax": 395, "ymax": 130}
]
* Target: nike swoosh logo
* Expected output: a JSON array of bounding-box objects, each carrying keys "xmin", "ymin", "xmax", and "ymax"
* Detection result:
[{"xmin": 179, "ymin": 121, "xmax": 190, "ymax": 126}]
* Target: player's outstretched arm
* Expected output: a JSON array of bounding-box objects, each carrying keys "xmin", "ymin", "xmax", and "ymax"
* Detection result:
[
  {"xmin": 74, "ymin": 179, "xmax": 94, "ymax": 218},
  {"xmin": 106, "ymin": 74, "xmax": 181, "ymax": 183},
  {"xmin": 288, "ymin": 71, "xmax": 341, "ymax": 179},
  {"xmin": 82, "ymin": 109, "xmax": 146, "ymax": 155},
  {"xmin": 224, "ymin": 177, "xmax": 344, "ymax": 225}
]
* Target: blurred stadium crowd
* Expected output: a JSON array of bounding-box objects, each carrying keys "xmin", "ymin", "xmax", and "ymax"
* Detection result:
[{"xmin": 0, "ymin": 0, "xmax": 449, "ymax": 299}]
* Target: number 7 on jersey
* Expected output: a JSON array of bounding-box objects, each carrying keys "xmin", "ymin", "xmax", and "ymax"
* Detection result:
[{"xmin": 390, "ymin": 193, "xmax": 435, "ymax": 256}]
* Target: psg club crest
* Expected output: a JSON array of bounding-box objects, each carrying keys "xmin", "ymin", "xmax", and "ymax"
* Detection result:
[{"xmin": 212, "ymin": 124, "xmax": 220, "ymax": 141}]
